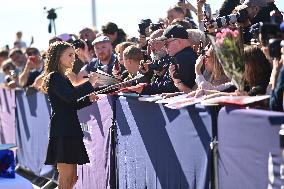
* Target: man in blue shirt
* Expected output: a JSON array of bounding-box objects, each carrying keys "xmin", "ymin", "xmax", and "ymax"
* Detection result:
[{"xmin": 77, "ymin": 36, "xmax": 116, "ymax": 84}]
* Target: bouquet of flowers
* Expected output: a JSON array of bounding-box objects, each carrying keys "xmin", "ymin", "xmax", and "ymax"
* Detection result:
[{"xmin": 209, "ymin": 28, "xmax": 245, "ymax": 91}]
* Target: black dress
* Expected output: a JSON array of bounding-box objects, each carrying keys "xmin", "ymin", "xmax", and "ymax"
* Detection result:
[{"xmin": 45, "ymin": 72, "xmax": 94, "ymax": 165}]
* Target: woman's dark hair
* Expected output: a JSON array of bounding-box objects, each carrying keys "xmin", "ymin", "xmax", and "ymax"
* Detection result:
[
  {"xmin": 244, "ymin": 46, "xmax": 272, "ymax": 87},
  {"xmin": 40, "ymin": 41, "xmax": 73, "ymax": 93},
  {"xmin": 209, "ymin": 47, "xmax": 225, "ymax": 81}
]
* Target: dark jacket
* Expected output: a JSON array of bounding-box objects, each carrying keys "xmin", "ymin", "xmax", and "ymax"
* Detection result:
[
  {"xmin": 141, "ymin": 47, "xmax": 197, "ymax": 95},
  {"xmin": 47, "ymin": 72, "xmax": 94, "ymax": 137},
  {"xmin": 270, "ymin": 66, "xmax": 284, "ymax": 111},
  {"xmin": 84, "ymin": 54, "xmax": 116, "ymax": 76}
]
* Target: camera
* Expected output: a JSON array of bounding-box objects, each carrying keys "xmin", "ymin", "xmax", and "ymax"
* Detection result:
[
  {"xmin": 205, "ymin": 9, "xmax": 249, "ymax": 31},
  {"xmin": 169, "ymin": 56, "xmax": 180, "ymax": 79},
  {"xmin": 72, "ymin": 39, "xmax": 85, "ymax": 50},
  {"xmin": 72, "ymin": 39, "xmax": 93, "ymax": 51},
  {"xmin": 138, "ymin": 19, "xmax": 152, "ymax": 36},
  {"xmin": 150, "ymin": 23, "xmax": 164, "ymax": 32},
  {"xmin": 5, "ymin": 70, "xmax": 17, "ymax": 83},
  {"xmin": 148, "ymin": 55, "xmax": 171, "ymax": 72}
]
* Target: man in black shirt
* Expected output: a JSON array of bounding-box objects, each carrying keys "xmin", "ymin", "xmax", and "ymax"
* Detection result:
[{"xmin": 127, "ymin": 25, "xmax": 197, "ymax": 94}]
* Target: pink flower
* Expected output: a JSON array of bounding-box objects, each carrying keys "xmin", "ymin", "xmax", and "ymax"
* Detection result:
[
  {"xmin": 216, "ymin": 38, "xmax": 224, "ymax": 46},
  {"xmin": 221, "ymin": 32, "xmax": 227, "ymax": 39},
  {"xmin": 216, "ymin": 32, "xmax": 222, "ymax": 39},
  {"xmin": 225, "ymin": 28, "xmax": 231, "ymax": 34},
  {"xmin": 221, "ymin": 28, "xmax": 227, "ymax": 34},
  {"xmin": 233, "ymin": 30, "xmax": 239, "ymax": 38}
]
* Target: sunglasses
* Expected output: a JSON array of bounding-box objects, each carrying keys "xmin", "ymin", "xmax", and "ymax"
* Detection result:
[{"xmin": 26, "ymin": 51, "xmax": 38, "ymax": 56}]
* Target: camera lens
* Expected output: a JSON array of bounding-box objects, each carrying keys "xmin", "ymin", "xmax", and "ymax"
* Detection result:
[{"xmin": 72, "ymin": 39, "xmax": 85, "ymax": 49}]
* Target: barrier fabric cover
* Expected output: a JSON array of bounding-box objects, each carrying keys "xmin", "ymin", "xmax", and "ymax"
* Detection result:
[
  {"xmin": 15, "ymin": 90, "xmax": 51, "ymax": 176},
  {"xmin": 116, "ymin": 97, "xmax": 212, "ymax": 189},
  {"xmin": 0, "ymin": 88, "xmax": 16, "ymax": 144},
  {"xmin": 218, "ymin": 107, "xmax": 284, "ymax": 189},
  {"xmin": 75, "ymin": 95, "xmax": 115, "ymax": 189}
]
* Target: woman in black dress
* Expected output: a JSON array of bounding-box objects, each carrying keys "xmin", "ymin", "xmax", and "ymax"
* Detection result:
[{"xmin": 41, "ymin": 41, "xmax": 98, "ymax": 189}]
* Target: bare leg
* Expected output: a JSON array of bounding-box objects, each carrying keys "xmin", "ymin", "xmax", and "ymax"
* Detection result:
[
  {"xmin": 57, "ymin": 163, "xmax": 76, "ymax": 189},
  {"xmin": 71, "ymin": 164, "xmax": 78, "ymax": 188}
]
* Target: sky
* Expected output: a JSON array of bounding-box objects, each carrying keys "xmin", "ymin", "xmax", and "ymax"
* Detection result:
[{"xmin": 0, "ymin": 0, "xmax": 283, "ymax": 51}]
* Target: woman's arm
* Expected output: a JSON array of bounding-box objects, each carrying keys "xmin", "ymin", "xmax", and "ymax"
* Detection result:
[{"xmin": 49, "ymin": 72, "xmax": 95, "ymax": 103}]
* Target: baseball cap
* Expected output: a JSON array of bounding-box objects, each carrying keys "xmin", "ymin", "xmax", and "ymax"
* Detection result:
[
  {"xmin": 156, "ymin": 25, "xmax": 188, "ymax": 41},
  {"xmin": 92, "ymin": 35, "xmax": 111, "ymax": 45},
  {"xmin": 238, "ymin": 0, "xmax": 267, "ymax": 10}
]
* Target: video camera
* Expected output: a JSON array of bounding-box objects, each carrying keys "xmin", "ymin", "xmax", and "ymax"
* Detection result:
[
  {"xmin": 138, "ymin": 19, "xmax": 152, "ymax": 36},
  {"xmin": 205, "ymin": 9, "xmax": 249, "ymax": 32}
]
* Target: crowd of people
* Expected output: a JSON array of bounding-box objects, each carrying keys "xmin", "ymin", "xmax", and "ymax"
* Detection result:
[
  {"xmin": 1, "ymin": 0, "xmax": 284, "ymax": 188},
  {"xmin": 0, "ymin": 0, "xmax": 283, "ymax": 112}
]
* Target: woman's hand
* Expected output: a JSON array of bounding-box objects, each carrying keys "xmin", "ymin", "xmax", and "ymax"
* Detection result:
[
  {"xmin": 89, "ymin": 93, "xmax": 100, "ymax": 102},
  {"xmin": 88, "ymin": 72, "xmax": 99, "ymax": 86},
  {"xmin": 32, "ymin": 74, "xmax": 44, "ymax": 90},
  {"xmin": 195, "ymin": 54, "xmax": 205, "ymax": 75},
  {"xmin": 234, "ymin": 90, "xmax": 248, "ymax": 96},
  {"xmin": 187, "ymin": 90, "xmax": 197, "ymax": 98},
  {"xmin": 194, "ymin": 89, "xmax": 205, "ymax": 98}
]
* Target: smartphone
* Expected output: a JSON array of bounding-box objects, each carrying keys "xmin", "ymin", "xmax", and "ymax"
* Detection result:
[
  {"xmin": 204, "ymin": 3, "xmax": 212, "ymax": 20},
  {"xmin": 114, "ymin": 57, "xmax": 120, "ymax": 71},
  {"xmin": 199, "ymin": 41, "xmax": 205, "ymax": 56},
  {"xmin": 29, "ymin": 56, "xmax": 37, "ymax": 63}
]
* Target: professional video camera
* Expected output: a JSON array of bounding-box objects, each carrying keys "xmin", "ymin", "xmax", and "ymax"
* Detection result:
[
  {"xmin": 205, "ymin": 9, "xmax": 249, "ymax": 32},
  {"xmin": 138, "ymin": 19, "xmax": 152, "ymax": 36}
]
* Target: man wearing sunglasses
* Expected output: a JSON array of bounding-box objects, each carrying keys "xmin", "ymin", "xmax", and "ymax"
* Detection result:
[
  {"xmin": 18, "ymin": 47, "xmax": 44, "ymax": 87},
  {"xmin": 127, "ymin": 24, "xmax": 197, "ymax": 94}
]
